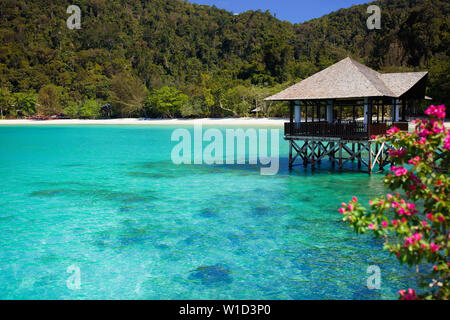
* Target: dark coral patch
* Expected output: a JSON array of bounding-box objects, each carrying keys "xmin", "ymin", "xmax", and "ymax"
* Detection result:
[
  {"xmin": 199, "ymin": 207, "xmax": 219, "ymax": 218},
  {"xmin": 188, "ymin": 264, "xmax": 232, "ymax": 285},
  {"xmin": 30, "ymin": 189, "xmax": 71, "ymax": 197}
]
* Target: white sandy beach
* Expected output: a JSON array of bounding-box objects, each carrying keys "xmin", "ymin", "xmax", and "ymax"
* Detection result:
[
  {"xmin": 0, "ymin": 118, "xmax": 287, "ymax": 126},
  {"xmin": 0, "ymin": 118, "xmax": 449, "ymax": 129}
]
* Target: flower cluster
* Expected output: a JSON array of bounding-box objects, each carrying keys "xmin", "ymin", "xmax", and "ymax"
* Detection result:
[
  {"xmin": 398, "ymin": 289, "xmax": 417, "ymax": 300},
  {"xmin": 445, "ymin": 135, "xmax": 450, "ymax": 151},
  {"xmin": 387, "ymin": 126, "xmax": 400, "ymax": 135},
  {"xmin": 339, "ymin": 105, "xmax": 449, "ymax": 300},
  {"xmin": 388, "ymin": 148, "xmax": 407, "ymax": 157},
  {"xmin": 424, "ymin": 104, "xmax": 446, "ymax": 119},
  {"xmin": 390, "ymin": 165, "xmax": 408, "ymax": 177}
]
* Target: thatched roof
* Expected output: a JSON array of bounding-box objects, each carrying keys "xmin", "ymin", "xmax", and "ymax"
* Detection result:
[{"xmin": 265, "ymin": 57, "xmax": 428, "ymax": 101}]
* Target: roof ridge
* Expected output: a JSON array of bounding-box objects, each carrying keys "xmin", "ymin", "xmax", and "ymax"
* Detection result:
[
  {"xmin": 381, "ymin": 71, "xmax": 429, "ymax": 75},
  {"xmin": 348, "ymin": 59, "xmax": 396, "ymax": 97}
]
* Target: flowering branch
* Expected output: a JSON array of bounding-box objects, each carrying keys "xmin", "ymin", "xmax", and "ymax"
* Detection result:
[{"xmin": 340, "ymin": 105, "xmax": 449, "ymax": 300}]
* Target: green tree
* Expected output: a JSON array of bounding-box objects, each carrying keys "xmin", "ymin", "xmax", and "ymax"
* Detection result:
[
  {"xmin": 144, "ymin": 86, "xmax": 188, "ymax": 118},
  {"xmin": 109, "ymin": 73, "xmax": 148, "ymax": 117},
  {"xmin": 80, "ymin": 99, "xmax": 101, "ymax": 119},
  {"xmin": 0, "ymin": 88, "xmax": 13, "ymax": 119},
  {"xmin": 37, "ymin": 84, "xmax": 63, "ymax": 116},
  {"xmin": 63, "ymin": 101, "xmax": 81, "ymax": 119},
  {"xmin": 12, "ymin": 92, "xmax": 37, "ymax": 116}
]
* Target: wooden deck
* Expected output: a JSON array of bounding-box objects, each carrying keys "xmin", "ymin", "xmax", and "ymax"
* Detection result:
[{"xmin": 283, "ymin": 121, "xmax": 404, "ymax": 140}]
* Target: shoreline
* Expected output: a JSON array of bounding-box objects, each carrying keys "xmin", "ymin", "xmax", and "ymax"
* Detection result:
[
  {"xmin": 0, "ymin": 118, "xmax": 287, "ymax": 126},
  {"xmin": 1, "ymin": 118, "xmax": 448, "ymax": 129}
]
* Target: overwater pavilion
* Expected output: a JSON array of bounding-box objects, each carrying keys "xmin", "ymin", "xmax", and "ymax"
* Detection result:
[{"xmin": 265, "ymin": 57, "xmax": 428, "ymax": 173}]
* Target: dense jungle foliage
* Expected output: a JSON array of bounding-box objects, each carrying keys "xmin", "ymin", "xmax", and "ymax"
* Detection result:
[{"xmin": 0, "ymin": 0, "xmax": 448, "ymax": 118}]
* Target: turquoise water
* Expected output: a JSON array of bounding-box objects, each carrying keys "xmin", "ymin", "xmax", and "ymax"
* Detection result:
[{"xmin": 0, "ymin": 125, "xmax": 421, "ymax": 300}]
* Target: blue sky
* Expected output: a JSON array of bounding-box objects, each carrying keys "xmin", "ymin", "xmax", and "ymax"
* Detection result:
[{"xmin": 189, "ymin": 0, "xmax": 371, "ymax": 23}]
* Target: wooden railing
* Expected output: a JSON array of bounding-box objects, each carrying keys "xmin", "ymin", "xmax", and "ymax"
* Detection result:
[
  {"xmin": 368, "ymin": 122, "xmax": 387, "ymax": 137},
  {"xmin": 285, "ymin": 121, "xmax": 390, "ymax": 140},
  {"xmin": 393, "ymin": 122, "xmax": 409, "ymax": 131}
]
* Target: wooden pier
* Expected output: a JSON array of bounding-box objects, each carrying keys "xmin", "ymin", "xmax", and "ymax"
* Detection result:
[{"xmin": 286, "ymin": 136, "xmax": 391, "ymax": 174}]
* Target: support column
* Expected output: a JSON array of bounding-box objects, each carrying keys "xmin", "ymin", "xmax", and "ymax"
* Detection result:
[
  {"xmin": 395, "ymin": 99, "xmax": 400, "ymax": 122},
  {"xmin": 303, "ymin": 141, "xmax": 308, "ymax": 167},
  {"xmin": 330, "ymin": 142, "xmax": 335, "ymax": 168},
  {"xmin": 368, "ymin": 141, "xmax": 373, "ymax": 175},
  {"xmin": 392, "ymin": 99, "xmax": 399, "ymax": 122},
  {"xmin": 294, "ymin": 101, "xmax": 301, "ymax": 125},
  {"xmin": 357, "ymin": 143, "xmax": 361, "ymax": 169},
  {"xmin": 327, "ymin": 100, "xmax": 333, "ymax": 123},
  {"xmin": 364, "ymin": 98, "xmax": 369, "ymax": 128},
  {"xmin": 401, "ymin": 99, "xmax": 406, "ymax": 121},
  {"xmin": 351, "ymin": 143, "xmax": 355, "ymax": 162},
  {"xmin": 289, "ymin": 140, "xmax": 293, "ymax": 169}
]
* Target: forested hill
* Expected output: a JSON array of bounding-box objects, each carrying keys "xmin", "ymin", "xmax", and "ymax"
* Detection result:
[{"xmin": 0, "ymin": 0, "xmax": 448, "ymax": 118}]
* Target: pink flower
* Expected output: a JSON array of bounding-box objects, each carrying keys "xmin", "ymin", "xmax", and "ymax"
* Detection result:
[
  {"xmin": 430, "ymin": 242, "xmax": 440, "ymax": 253},
  {"xmin": 424, "ymin": 104, "xmax": 446, "ymax": 119},
  {"xmin": 444, "ymin": 135, "xmax": 450, "ymax": 151},
  {"xmin": 392, "ymin": 219, "xmax": 398, "ymax": 227},
  {"xmin": 418, "ymin": 129, "xmax": 431, "ymax": 137},
  {"xmin": 368, "ymin": 224, "xmax": 375, "ymax": 230},
  {"xmin": 432, "ymin": 121, "xmax": 445, "ymax": 134},
  {"xmin": 382, "ymin": 221, "xmax": 388, "ymax": 228},
  {"xmin": 418, "ymin": 137, "xmax": 427, "ymax": 145},
  {"xmin": 426, "ymin": 213, "xmax": 434, "ymax": 221},
  {"xmin": 404, "ymin": 237, "xmax": 414, "ymax": 246},
  {"xmin": 390, "ymin": 165, "xmax": 408, "ymax": 177},
  {"xmin": 408, "ymin": 156, "xmax": 421, "ymax": 166},
  {"xmin": 348, "ymin": 204, "xmax": 354, "ymax": 211},
  {"xmin": 399, "ymin": 288, "xmax": 417, "ymax": 300},
  {"xmin": 437, "ymin": 216, "xmax": 445, "ymax": 223},
  {"xmin": 412, "ymin": 233, "xmax": 422, "ymax": 242},
  {"xmin": 387, "ymin": 126, "xmax": 400, "ymax": 135},
  {"xmin": 392, "ymin": 201, "xmax": 399, "ymax": 208},
  {"xmin": 338, "ymin": 208, "xmax": 346, "ymax": 214},
  {"xmin": 388, "ymin": 148, "xmax": 407, "ymax": 157},
  {"xmin": 421, "ymin": 221, "xmax": 427, "ymax": 227},
  {"xmin": 352, "ymin": 196, "xmax": 358, "ymax": 203},
  {"xmin": 387, "ymin": 194, "xmax": 393, "ymax": 200}
]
